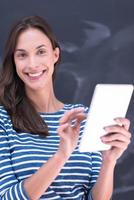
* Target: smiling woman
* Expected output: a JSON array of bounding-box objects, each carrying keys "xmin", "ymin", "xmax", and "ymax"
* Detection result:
[
  {"xmin": 0, "ymin": 15, "xmax": 131, "ymax": 200},
  {"xmin": 0, "ymin": 16, "xmax": 62, "ymax": 136},
  {"xmin": 14, "ymin": 28, "xmax": 59, "ymax": 93}
]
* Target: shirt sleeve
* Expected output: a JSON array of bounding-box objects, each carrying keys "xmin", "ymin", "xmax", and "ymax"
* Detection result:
[
  {"xmin": 0, "ymin": 120, "xmax": 29, "ymax": 200},
  {"xmin": 87, "ymin": 151, "xmax": 102, "ymax": 199},
  {"xmin": 90, "ymin": 152, "xmax": 102, "ymax": 186}
]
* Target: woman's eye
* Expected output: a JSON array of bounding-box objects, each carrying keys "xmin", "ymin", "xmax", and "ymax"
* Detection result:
[
  {"xmin": 16, "ymin": 53, "xmax": 27, "ymax": 59},
  {"xmin": 38, "ymin": 49, "xmax": 46, "ymax": 55}
]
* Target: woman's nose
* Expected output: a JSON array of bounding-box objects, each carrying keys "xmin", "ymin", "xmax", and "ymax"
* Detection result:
[{"xmin": 27, "ymin": 56, "xmax": 39, "ymax": 70}]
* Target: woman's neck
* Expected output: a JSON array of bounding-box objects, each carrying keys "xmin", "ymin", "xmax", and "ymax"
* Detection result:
[{"xmin": 25, "ymin": 87, "xmax": 64, "ymax": 113}]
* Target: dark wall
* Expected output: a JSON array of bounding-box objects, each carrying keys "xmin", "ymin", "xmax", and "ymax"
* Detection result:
[{"xmin": 0, "ymin": 0, "xmax": 134, "ymax": 199}]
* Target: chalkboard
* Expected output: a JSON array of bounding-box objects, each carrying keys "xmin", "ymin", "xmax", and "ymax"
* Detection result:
[{"xmin": 0, "ymin": 0, "xmax": 134, "ymax": 199}]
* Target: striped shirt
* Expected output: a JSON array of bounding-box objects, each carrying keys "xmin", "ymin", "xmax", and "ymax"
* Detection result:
[{"xmin": 0, "ymin": 104, "xmax": 102, "ymax": 200}]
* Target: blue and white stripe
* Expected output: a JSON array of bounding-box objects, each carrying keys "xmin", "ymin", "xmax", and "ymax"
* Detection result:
[{"xmin": 0, "ymin": 104, "xmax": 102, "ymax": 199}]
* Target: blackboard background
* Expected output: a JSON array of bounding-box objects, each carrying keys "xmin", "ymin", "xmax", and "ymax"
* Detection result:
[{"xmin": 0, "ymin": 0, "xmax": 134, "ymax": 199}]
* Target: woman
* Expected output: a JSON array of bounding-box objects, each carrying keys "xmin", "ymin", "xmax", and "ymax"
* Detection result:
[{"xmin": 0, "ymin": 16, "xmax": 131, "ymax": 200}]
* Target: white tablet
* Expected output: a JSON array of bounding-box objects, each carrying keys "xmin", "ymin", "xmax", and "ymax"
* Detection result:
[{"xmin": 79, "ymin": 84, "xmax": 134, "ymax": 152}]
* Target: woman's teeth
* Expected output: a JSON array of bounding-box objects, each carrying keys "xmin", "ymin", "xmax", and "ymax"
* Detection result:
[{"xmin": 28, "ymin": 71, "xmax": 43, "ymax": 77}]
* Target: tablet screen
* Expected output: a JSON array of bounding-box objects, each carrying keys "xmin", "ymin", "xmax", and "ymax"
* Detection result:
[{"xmin": 79, "ymin": 84, "xmax": 134, "ymax": 152}]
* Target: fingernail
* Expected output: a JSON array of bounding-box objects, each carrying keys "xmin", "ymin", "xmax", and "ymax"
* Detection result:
[
  {"xmin": 114, "ymin": 118, "xmax": 121, "ymax": 122},
  {"xmin": 103, "ymin": 127, "xmax": 109, "ymax": 131}
]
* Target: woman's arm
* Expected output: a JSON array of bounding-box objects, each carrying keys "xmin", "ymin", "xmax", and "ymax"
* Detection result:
[
  {"xmin": 91, "ymin": 156, "xmax": 115, "ymax": 200},
  {"xmin": 91, "ymin": 117, "xmax": 131, "ymax": 200},
  {"xmin": 24, "ymin": 150, "xmax": 69, "ymax": 200}
]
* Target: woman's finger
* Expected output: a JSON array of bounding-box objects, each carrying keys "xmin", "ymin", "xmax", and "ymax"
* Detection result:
[
  {"xmin": 72, "ymin": 113, "xmax": 86, "ymax": 125},
  {"xmin": 102, "ymin": 140, "xmax": 130, "ymax": 150},
  {"xmin": 103, "ymin": 125, "xmax": 131, "ymax": 139},
  {"xmin": 114, "ymin": 117, "xmax": 130, "ymax": 130},
  {"xmin": 60, "ymin": 108, "xmax": 85, "ymax": 124},
  {"xmin": 101, "ymin": 132, "xmax": 131, "ymax": 143},
  {"xmin": 58, "ymin": 123, "xmax": 69, "ymax": 132}
]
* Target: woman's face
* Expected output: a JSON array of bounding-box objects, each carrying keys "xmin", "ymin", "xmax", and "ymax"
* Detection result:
[{"xmin": 14, "ymin": 28, "xmax": 59, "ymax": 93}]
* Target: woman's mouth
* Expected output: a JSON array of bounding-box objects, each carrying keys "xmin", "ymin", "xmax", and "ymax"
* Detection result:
[{"xmin": 26, "ymin": 70, "xmax": 47, "ymax": 80}]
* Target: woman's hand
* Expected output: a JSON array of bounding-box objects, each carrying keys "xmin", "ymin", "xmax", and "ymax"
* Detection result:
[
  {"xmin": 57, "ymin": 108, "xmax": 86, "ymax": 159},
  {"xmin": 101, "ymin": 117, "xmax": 131, "ymax": 163}
]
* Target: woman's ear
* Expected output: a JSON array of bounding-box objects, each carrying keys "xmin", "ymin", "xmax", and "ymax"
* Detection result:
[{"xmin": 53, "ymin": 47, "xmax": 60, "ymax": 64}]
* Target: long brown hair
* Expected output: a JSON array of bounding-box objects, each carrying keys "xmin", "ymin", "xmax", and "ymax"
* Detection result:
[{"xmin": 0, "ymin": 16, "xmax": 61, "ymax": 136}]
